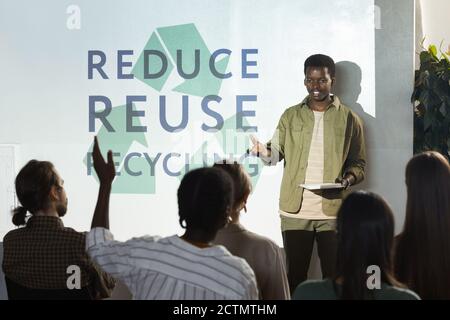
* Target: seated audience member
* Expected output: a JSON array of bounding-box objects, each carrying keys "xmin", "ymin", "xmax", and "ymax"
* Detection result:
[
  {"xmin": 2, "ymin": 160, "xmax": 115, "ymax": 300},
  {"xmin": 213, "ymin": 161, "xmax": 290, "ymax": 299},
  {"xmin": 293, "ymin": 191, "xmax": 420, "ymax": 300},
  {"xmin": 394, "ymin": 151, "xmax": 450, "ymax": 299},
  {"xmin": 86, "ymin": 137, "xmax": 258, "ymax": 300}
]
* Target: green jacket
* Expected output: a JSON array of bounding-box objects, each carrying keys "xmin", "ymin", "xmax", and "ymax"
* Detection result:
[{"xmin": 264, "ymin": 95, "xmax": 366, "ymax": 216}]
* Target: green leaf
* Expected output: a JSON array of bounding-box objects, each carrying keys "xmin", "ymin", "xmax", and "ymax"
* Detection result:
[
  {"xmin": 434, "ymin": 79, "xmax": 449, "ymax": 98},
  {"xmin": 420, "ymin": 51, "xmax": 433, "ymax": 64},
  {"xmin": 443, "ymin": 52, "xmax": 450, "ymax": 64},
  {"xmin": 429, "ymin": 91, "xmax": 443, "ymax": 109},
  {"xmin": 415, "ymin": 44, "xmax": 450, "ymax": 161},
  {"xmin": 419, "ymin": 90, "xmax": 430, "ymax": 108},
  {"xmin": 429, "ymin": 45, "xmax": 438, "ymax": 58}
]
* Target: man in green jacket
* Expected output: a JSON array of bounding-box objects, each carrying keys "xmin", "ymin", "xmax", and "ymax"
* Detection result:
[{"xmin": 249, "ymin": 54, "xmax": 366, "ymax": 293}]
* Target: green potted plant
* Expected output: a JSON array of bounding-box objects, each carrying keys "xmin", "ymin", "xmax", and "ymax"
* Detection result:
[{"xmin": 412, "ymin": 42, "xmax": 450, "ymax": 160}]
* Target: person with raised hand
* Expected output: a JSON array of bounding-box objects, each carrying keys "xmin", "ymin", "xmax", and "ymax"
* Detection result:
[
  {"xmin": 2, "ymin": 157, "xmax": 115, "ymax": 299},
  {"xmin": 86, "ymin": 137, "xmax": 258, "ymax": 300}
]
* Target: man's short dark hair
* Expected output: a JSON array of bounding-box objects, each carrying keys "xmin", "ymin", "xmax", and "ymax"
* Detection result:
[
  {"xmin": 304, "ymin": 54, "xmax": 335, "ymax": 78},
  {"xmin": 177, "ymin": 167, "xmax": 233, "ymax": 236}
]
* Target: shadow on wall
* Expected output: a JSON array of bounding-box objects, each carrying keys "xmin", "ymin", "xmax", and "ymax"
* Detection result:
[{"xmin": 334, "ymin": 60, "xmax": 377, "ymax": 191}]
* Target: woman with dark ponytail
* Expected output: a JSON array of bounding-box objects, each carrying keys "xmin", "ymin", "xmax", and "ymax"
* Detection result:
[{"xmin": 2, "ymin": 160, "xmax": 115, "ymax": 299}]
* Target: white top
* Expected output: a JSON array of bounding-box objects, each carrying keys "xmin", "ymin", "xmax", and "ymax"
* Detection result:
[{"xmin": 86, "ymin": 228, "xmax": 259, "ymax": 300}]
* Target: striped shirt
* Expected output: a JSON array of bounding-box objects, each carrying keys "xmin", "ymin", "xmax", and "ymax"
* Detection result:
[{"xmin": 86, "ymin": 228, "xmax": 259, "ymax": 300}]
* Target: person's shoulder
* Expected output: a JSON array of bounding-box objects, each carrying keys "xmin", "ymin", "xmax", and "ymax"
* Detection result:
[
  {"xmin": 61, "ymin": 226, "xmax": 84, "ymax": 235},
  {"xmin": 61, "ymin": 226, "xmax": 87, "ymax": 241},
  {"xmin": 241, "ymin": 229, "xmax": 281, "ymax": 253},
  {"xmin": 349, "ymin": 109, "xmax": 364, "ymax": 125},
  {"xmin": 219, "ymin": 249, "xmax": 257, "ymax": 277},
  {"xmin": 3, "ymin": 227, "xmax": 25, "ymax": 243},
  {"xmin": 214, "ymin": 251, "xmax": 258, "ymax": 294},
  {"xmin": 129, "ymin": 234, "xmax": 163, "ymax": 244},
  {"xmin": 116, "ymin": 234, "xmax": 164, "ymax": 250},
  {"xmin": 275, "ymin": 102, "xmax": 306, "ymax": 128},
  {"xmin": 217, "ymin": 253, "xmax": 258, "ymax": 296},
  {"xmin": 292, "ymin": 279, "xmax": 336, "ymax": 300},
  {"xmin": 296, "ymin": 279, "xmax": 328, "ymax": 289},
  {"xmin": 379, "ymin": 285, "xmax": 421, "ymax": 300},
  {"xmin": 283, "ymin": 101, "xmax": 304, "ymax": 116},
  {"xmin": 337, "ymin": 100, "xmax": 364, "ymax": 125},
  {"xmin": 220, "ymin": 248, "xmax": 250, "ymax": 267}
]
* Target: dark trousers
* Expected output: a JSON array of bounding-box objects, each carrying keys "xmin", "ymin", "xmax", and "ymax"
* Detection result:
[{"xmin": 282, "ymin": 230, "xmax": 337, "ymax": 294}]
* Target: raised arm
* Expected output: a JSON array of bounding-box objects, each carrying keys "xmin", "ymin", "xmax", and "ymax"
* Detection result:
[{"xmin": 90, "ymin": 136, "xmax": 116, "ymax": 229}]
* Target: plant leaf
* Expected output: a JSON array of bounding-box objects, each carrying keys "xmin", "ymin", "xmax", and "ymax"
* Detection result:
[
  {"xmin": 420, "ymin": 51, "xmax": 433, "ymax": 65},
  {"xmin": 429, "ymin": 45, "xmax": 438, "ymax": 58},
  {"xmin": 419, "ymin": 90, "xmax": 430, "ymax": 108},
  {"xmin": 414, "ymin": 44, "xmax": 450, "ymax": 161}
]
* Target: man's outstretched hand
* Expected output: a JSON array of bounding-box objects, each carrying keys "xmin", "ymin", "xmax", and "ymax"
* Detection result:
[
  {"xmin": 93, "ymin": 136, "xmax": 116, "ymax": 185},
  {"xmin": 248, "ymin": 135, "xmax": 270, "ymax": 158}
]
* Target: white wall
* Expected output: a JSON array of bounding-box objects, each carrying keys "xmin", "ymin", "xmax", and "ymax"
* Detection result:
[{"xmin": 420, "ymin": 0, "xmax": 450, "ymax": 50}]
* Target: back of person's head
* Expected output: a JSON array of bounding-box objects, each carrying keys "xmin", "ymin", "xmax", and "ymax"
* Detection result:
[
  {"xmin": 12, "ymin": 160, "xmax": 60, "ymax": 226},
  {"xmin": 395, "ymin": 151, "xmax": 450, "ymax": 299},
  {"xmin": 335, "ymin": 190, "xmax": 397, "ymax": 299},
  {"xmin": 213, "ymin": 161, "xmax": 252, "ymax": 220},
  {"xmin": 304, "ymin": 54, "xmax": 335, "ymax": 77},
  {"xmin": 177, "ymin": 167, "xmax": 234, "ymax": 240}
]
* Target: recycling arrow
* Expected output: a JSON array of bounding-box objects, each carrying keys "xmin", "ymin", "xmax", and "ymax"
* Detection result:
[{"xmin": 84, "ymin": 104, "xmax": 156, "ymax": 194}]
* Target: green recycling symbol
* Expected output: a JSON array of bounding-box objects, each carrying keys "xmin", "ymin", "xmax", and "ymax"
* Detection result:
[{"xmin": 85, "ymin": 23, "xmax": 264, "ymax": 194}]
